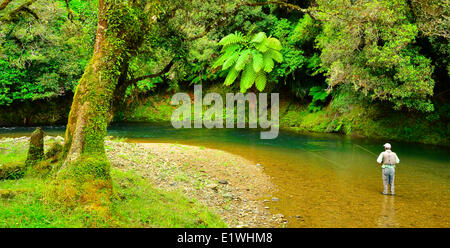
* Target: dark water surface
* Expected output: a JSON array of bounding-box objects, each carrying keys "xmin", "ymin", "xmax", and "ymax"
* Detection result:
[{"xmin": 1, "ymin": 123, "xmax": 449, "ymax": 227}]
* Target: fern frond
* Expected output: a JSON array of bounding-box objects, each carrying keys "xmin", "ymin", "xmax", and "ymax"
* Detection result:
[
  {"xmin": 218, "ymin": 31, "xmax": 245, "ymax": 47},
  {"xmin": 222, "ymin": 52, "xmax": 239, "ymax": 70},
  {"xmin": 252, "ymin": 50, "xmax": 264, "ymax": 73},
  {"xmin": 266, "ymin": 37, "xmax": 282, "ymax": 51},
  {"xmin": 251, "ymin": 32, "xmax": 267, "ymax": 43},
  {"xmin": 213, "ymin": 45, "xmax": 240, "ymax": 69},
  {"xmin": 255, "ymin": 72, "xmax": 267, "ymax": 91},
  {"xmin": 254, "ymin": 39, "xmax": 268, "ymax": 52},
  {"xmin": 221, "ymin": 43, "xmax": 240, "ymax": 53},
  {"xmin": 267, "ymin": 49, "xmax": 283, "ymax": 63},
  {"xmin": 235, "ymin": 50, "xmax": 251, "ymax": 71},
  {"xmin": 212, "ymin": 53, "xmax": 228, "ymax": 69},
  {"xmin": 262, "ymin": 52, "xmax": 274, "ymax": 73},
  {"xmin": 224, "ymin": 67, "xmax": 239, "ymax": 86},
  {"xmin": 241, "ymin": 63, "xmax": 256, "ymax": 91}
]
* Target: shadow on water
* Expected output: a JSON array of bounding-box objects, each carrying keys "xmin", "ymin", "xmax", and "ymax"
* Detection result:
[{"xmin": 1, "ymin": 122, "xmax": 449, "ymax": 227}]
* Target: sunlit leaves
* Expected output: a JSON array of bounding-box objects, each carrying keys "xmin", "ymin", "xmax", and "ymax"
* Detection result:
[
  {"xmin": 254, "ymin": 72, "xmax": 267, "ymax": 92},
  {"xmin": 213, "ymin": 31, "xmax": 283, "ymax": 92},
  {"xmin": 252, "ymin": 50, "xmax": 264, "ymax": 73}
]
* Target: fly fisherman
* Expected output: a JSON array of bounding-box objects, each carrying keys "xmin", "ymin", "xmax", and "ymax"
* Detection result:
[{"xmin": 377, "ymin": 143, "xmax": 400, "ymax": 195}]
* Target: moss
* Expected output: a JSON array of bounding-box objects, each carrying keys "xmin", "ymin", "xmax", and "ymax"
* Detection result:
[
  {"xmin": 28, "ymin": 160, "xmax": 54, "ymax": 178},
  {"xmin": 48, "ymin": 156, "xmax": 112, "ymax": 215},
  {"xmin": 45, "ymin": 142, "xmax": 63, "ymax": 162},
  {"xmin": 0, "ymin": 162, "xmax": 26, "ymax": 180},
  {"xmin": 25, "ymin": 127, "xmax": 44, "ymax": 167}
]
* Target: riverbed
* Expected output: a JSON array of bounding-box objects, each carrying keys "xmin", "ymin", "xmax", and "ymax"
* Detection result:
[{"xmin": 1, "ymin": 123, "xmax": 449, "ymax": 227}]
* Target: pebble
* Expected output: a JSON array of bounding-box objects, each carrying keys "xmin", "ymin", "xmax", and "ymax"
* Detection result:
[
  {"xmin": 207, "ymin": 184, "xmax": 218, "ymax": 191},
  {"xmin": 218, "ymin": 180, "xmax": 228, "ymax": 184},
  {"xmin": 223, "ymin": 193, "xmax": 233, "ymax": 199}
]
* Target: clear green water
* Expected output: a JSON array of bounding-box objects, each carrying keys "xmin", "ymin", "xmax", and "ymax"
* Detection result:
[{"xmin": 1, "ymin": 123, "xmax": 449, "ymax": 227}]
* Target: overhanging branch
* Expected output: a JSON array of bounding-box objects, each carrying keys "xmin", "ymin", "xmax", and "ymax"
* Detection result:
[{"xmin": 126, "ymin": 59, "xmax": 175, "ymax": 85}]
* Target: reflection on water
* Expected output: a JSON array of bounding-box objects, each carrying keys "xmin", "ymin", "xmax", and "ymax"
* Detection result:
[
  {"xmin": 1, "ymin": 123, "xmax": 449, "ymax": 227},
  {"xmin": 377, "ymin": 196, "xmax": 397, "ymax": 228}
]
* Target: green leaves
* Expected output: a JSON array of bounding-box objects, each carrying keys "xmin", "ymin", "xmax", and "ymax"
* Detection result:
[
  {"xmin": 218, "ymin": 32, "xmax": 245, "ymax": 47},
  {"xmin": 252, "ymin": 50, "xmax": 264, "ymax": 73},
  {"xmin": 263, "ymin": 53, "xmax": 274, "ymax": 73},
  {"xmin": 315, "ymin": 0, "xmax": 436, "ymax": 112},
  {"xmin": 251, "ymin": 32, "xmax": 267, "ymax": 43},
  {"xmin": 224, "ymin": 67, "xmax": 239, "ymax": 86},
  {"xmin": 265, "ymin": 37, "xmax": 282, "ymax": 51},
  {"xmin": 307, "ymin": 86, "xmax": 330, "ymax": 112},
  {"xmin": 235, "ymin": 50, "xmax": 251, "ymax": 71},
  {"xmin": 213, "ymin": 31, "xmax": 283, "ymax": 92},
  {"xmin": 241, "ymin": 64, "xmax": 256, "ymax": 92},
  {"xmin": 255, "ymin": 72, "xmax": 267, "ymax": 92}
]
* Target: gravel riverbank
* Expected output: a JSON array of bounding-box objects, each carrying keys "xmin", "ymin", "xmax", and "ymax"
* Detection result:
[
  {"xmin": 105, "ymin": 139, "xmax": 284, "ymax": 227},
  {"xmin": 1, "ymin": 136, "xmax": 285, "ymax": 227}
]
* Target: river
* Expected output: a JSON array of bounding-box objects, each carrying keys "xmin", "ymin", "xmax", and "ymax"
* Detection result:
[{"xmin": 1, "ymin": 123, "xmax": 449, "ymax": 227}]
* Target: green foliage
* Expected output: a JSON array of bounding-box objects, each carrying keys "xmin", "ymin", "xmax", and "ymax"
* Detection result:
[
  {"xmin": 213, "ymin": 31, "xmax": 283, "ymax": 92},
  {"xmin": 307, "ymin": 86, "xmax": 329, "ymax": 112},
  {"xmin": 0, "ymin": 0, "xmax": 97, "ymax": 106},
  {"xmin": 315, "ymin": 0, "xmax": 436, "ymax": 112}
]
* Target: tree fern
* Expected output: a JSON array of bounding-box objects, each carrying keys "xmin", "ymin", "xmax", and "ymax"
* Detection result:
[{"xmin": 213, "ymin": 31, "xmax": 283, "ymax": 92}]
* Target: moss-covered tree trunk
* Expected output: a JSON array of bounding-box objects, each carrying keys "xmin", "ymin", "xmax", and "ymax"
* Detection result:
[{"xmin": 51, "ymin": 0, "xmax": 126, "ymax": 213}]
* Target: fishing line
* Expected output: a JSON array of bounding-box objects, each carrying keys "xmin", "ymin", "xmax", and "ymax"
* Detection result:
[
  {"xmin": 299, "ymin": 147, "xmax": 341, "ymax": 167},
  {"xmin": 354, "ymin": 144, "xmax": 378, "ymax": 156}
]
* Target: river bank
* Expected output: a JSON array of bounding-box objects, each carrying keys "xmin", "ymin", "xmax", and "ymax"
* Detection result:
[
  {"xmin": 1, "ymin": 87, "xmax": 448, "ymax": 146},
  {"xmin": 115, "ymin": 91, "xmax": 449, "ymax": 146},
  {"xmin": 0, "ymin": 136, "xmax": 284, "ymax": 227}
]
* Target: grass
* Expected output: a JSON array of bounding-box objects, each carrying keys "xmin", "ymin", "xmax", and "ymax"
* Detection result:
[{"xmin": 0, "ymin": 140, "xmax": 227, "ymax": 228}]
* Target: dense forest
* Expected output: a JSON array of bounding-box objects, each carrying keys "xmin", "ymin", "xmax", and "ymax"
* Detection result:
[{"xmin": 0, "ymin": 0, "xmax": 448, "ymax": 145}]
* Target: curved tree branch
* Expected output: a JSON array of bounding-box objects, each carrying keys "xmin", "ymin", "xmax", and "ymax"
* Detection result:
[
  {"xmin": 126, "ymin": 59, "xmax": 175, "ymax": 85},
  {"xmin": 0, "ymin": 0, "xmax": 13, "ymax": 11},
  {"xmin": 64, "ymin": 0, "xmax": 74, "ymax": 21}
]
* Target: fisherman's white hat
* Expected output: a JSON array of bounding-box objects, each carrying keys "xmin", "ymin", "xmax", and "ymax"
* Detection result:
[{"xmin": 384, "ymin": 143, "xmax": 391, "ymax": 149}]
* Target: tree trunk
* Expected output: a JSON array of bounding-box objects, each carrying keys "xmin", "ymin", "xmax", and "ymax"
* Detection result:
[{"xmin": 50, "ymin": 0, "xmax": 125, "ymax": 213}]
